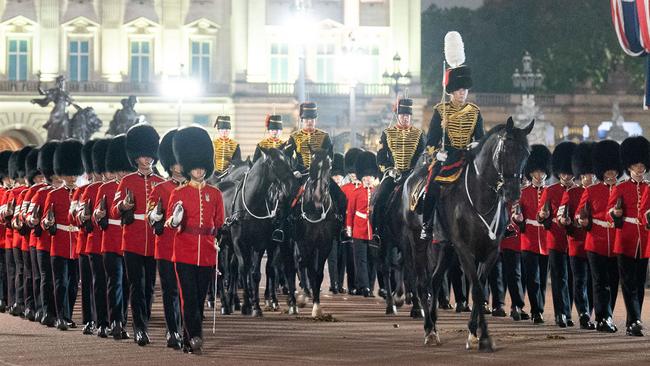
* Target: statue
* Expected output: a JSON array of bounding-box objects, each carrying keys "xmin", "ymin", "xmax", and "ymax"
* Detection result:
[
  {"xmin": 606, "ymin": 101, "xmax": 629, "ymax": 142},
  {"xmin": 31, "ymin": 73, "xmax": 74, "ymax": 141},
  {"xmin": 106, "ymin": 95, "xmax": 140, "ymax": 136},
  {"xmin": 69, "ymin": 105, "xmax": 103, "ymax": 142}
]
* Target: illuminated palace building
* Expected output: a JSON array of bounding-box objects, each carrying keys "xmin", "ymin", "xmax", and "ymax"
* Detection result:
[{"xmin": 0, "ymin": 0, "xmax": 422, "ymax": 155}]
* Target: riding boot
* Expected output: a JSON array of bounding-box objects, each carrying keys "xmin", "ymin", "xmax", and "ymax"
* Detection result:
[{"xmin": 420, "ymin": 182, "xmax": 440, "ymax": 240}]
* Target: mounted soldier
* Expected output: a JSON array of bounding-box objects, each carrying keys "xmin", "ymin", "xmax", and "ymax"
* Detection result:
[
  {"xmin": 253, "ymin": 114, "xmax": 285, "ymax": 162},
  {"xmin": 212, "ymin": 116, "xmax": 242, "ymax": 180}
]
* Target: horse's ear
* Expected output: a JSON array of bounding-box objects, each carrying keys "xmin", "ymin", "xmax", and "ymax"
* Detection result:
[
  {"xmin": 505, "ymin": 116, "xmax": 514, "ymax": 131},
  {"xmin": 522, "ymin": 119, "xmax": 535, "ymax": 135},
  {"xmin": 259, "ymin": 147, "xmax": 269, "ymax": 160}
]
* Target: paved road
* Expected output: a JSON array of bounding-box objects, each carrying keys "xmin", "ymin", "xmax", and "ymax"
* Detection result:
[{"xmin": 1, "ymin": 279, "xmax": 649, "ymax": 365}]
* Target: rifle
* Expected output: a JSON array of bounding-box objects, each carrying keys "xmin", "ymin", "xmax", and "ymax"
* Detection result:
[
  {"xmin": 46, "ymin": 203, "xmax": 56, "ymax": 236},
  {"xmin": 121, "ymin": 189, "xmax": 135, "ymax": 225},
  {"xmin": 611, "ymin": 197, "xmax": 624, "ymax": 229},
  {"xmin": 562, "ymin": 203, "xmax": 574, "ymax": 236},
  {"xmin": 512, "ymin": 203, "xmax": 525, "ymax": 233},
  {"xmin": 32, "ymin": 204, "xmax": 43, "ymax": 237},
  {"xmin": 4, "ymin": 199, "xmax": 15, "ymax": 222},
  {"xmin": 579, "ymin": 202, "xmax": 592, "ymax": 231},
  {"xmin": 82, "ymin": 199, "xmax": 93, "ymax": 233},
  {"xmin": 97, "ymin": 195, "xmax": 108, "ymax": 230},
  {"xmin": 539, "ymin": 199, "xmax": 552, "ymax": 230},
  {"xmin": 152, "ymin": 197, "xmax": 164, "ymax": 236}
]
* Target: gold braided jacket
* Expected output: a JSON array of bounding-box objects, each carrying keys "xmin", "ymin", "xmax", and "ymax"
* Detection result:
[
  {"xmin": 212, "ymin": 137, "xmax": 239, "ymax": 173},
  {"xmin": 257, "ymin": 137, "xmax": 285, "ymax": 150},
  {"xmin": 384, "ymin": 126, "xmax": 423, "ymax": 172},
  {"xmin": 290, "ymin": 128, "xmax": 327, "ymax": 169},
  {"xmin": 435, "ymin": 101, "xmax": 480, "ymax": 149}
]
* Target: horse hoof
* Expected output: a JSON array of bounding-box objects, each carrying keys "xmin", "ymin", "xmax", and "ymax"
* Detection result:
[
  {"xmin": 296, "ymin": 294, "xmax": 308, "ymax": 308},
  {"xmin": 410, "ymin": 308, "xmax": 424, "ymax": 319},
  {"xmin": 288, "ymin": 305, "xmax": 299, "ymax": 315},
  {"xmin": 479, "ymin": 337, "xmax": 496, "ymax": 352},
  {"xmin": 385, "ymin": 305, "xmax": 397, "ymax": 315},
  {"xmin": 424, "ymin": 331, "xmax": 441, "ymax": 346},
  {"xmin": 311, "ymin": 304, "xmax": 323, "ymax": 318},
  {"xmin": 252, "ymin": 308, "xmax": 264, "ymax": 318},
  {"xmin": 394, "ymin": 295, "xmax": 405, "ymax": 308},
  {"xmin": 466, "ymin": 333, "xmax": 479, "ymax": 350}
]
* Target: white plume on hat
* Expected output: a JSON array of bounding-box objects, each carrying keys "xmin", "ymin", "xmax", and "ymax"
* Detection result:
[{"xmin": 444, "ymin": 31, "xmax": 465, "ymax": 68}]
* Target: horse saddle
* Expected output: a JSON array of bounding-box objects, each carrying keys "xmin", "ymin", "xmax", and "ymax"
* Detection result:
[
  {"xmin": 409, "ymin": 178, "xmax": 427, "ymax": 212},
  {"xmin": 434, "ymin": 159, "xmax": 466, "ymax": 184}
]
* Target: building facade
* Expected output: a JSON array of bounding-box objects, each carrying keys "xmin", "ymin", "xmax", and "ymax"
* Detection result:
[{"xmin": 0, "ymin": 0, "xmax": 423, "ymax": 155}]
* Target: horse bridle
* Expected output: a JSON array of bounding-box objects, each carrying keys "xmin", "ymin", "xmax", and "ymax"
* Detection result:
[{"xmin": 299, "ymin": 176, "xmax": 332, "ymax": 224}]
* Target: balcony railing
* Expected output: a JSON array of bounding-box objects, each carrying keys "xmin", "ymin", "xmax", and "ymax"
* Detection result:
[
  {"xmin": 0, "ymin": 80, "xmax": 230, "ymax": 96},
  {"xmin": 266, "ymin": 82, "xmax": 391, "ymax": 97}
]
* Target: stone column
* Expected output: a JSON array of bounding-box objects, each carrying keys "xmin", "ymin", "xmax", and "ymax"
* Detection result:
[
  {"xmin": 161, "ymin": 0, "xmax": 182, "ymax": 76},
  {"xmin": 231, "ymin": 0, "xmax": 248, "ymax": 81},
  {"xmin": 246, "ymin": 0, "xmax": 266, "ymax": 82},
  {"xmin": 101, "ymin": 0, "xmax": 124, "ymax": 82},
  {"xmin": 38, "ymin": 0, "xmax": 60, "ymax": 81}
]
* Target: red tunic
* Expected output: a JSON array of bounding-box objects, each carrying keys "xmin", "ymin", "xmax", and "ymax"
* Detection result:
[
  {"xmin": 577, "ymin": 182, "xmax": 616, "ymax": 257},
  {"xmin": 168, "ymin": 182, "xmax": 224, "ymax": 267},
  {"xmin": 72, "ymin": 186, "xmax": 88, "ymax": 256},
  {"xmin": 539, "ymin": 183, "xmax": 570, "ymax": 253},
  {"xmin": 96, "ymin": 181, "xmax": 122, "ymax": 255},
  {"xmin": 148, "ymin": 180, "xmax": 181, "ymax": 262},
  {"xmin": 30, "ymin": 186, "xmax": 54, "ymax": 252},
  {"xmin": 345, "ymin": 185, "xmax": 374, "ymax": 240},
  {"xmin": 3, "ymin": 187, "xmax": 16, "ymax": 249},
  {"xmin": 81, "ymin": 182, "xmax": 103, "ymax": 255},
  {"xmin": 500, "ymin": 202, "xmax": 520, "ymax": 252},
  {"xmin": 112, "ymin": 172, "xmax": 163, "ymax": 257},
  {"xmin": 608, "ymin": 179, "xmax": 648, "ymax": 258},
  {"xmin": 8, "ymin": 186, "xmax": 28, "ymax": 249},
  {"xmin": 0, "ymin": 187, "xmax": 6, "ymax": 248},
  {"xmin": 44, "ymin": 186, "xmax": 79, "ymax": 259},
  {"xmin": 559, "ymin": 186, "xmax": 586, "ymax": 257},
  {"xmin": 23, "ymin": 183, "xmax": 47, "ymax": 248},
  {"xmin": 341, "ymin": 182, "xmax": 360, "ymax": 201},
  {"xmin": 518, "ymin": 184, "xmax": 547, "ymax": 255}
]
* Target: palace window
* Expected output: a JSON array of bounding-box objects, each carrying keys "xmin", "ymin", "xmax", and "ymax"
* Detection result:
[
  {"xmin": 270, "ymin": 42, "xmax": 289, "ymax": 82},
  {"xmin": 190, "ymin": 40, "xmax": 211, "ymax": 84},
  {"xmin": 316, "ymin": 43, "xmax": 336, "ymax": 83},
  {"xmin": 130, "ymin": 40, "xmax": 151, "ymax": 83},
  {"xmin": 69, "ymin": 40, "xmax": 90, "ymax": 82},
  {"xmin": 360, "ymin": 45, "xmax": 381, "ymax": 83},
  {"xmin": 7, "ymin": 39, "xmax": 29, "ymax": 81}
]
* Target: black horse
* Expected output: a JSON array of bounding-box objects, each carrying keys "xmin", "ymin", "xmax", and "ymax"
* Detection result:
[
  {"xmin": 230, "ymin": 148, "xmax": 296, "ymax": 316},
  {"xmin": 292, "ymin": 149, "xmax": 343, "ymax": 317},
  {"xmin": 406, "ymin": 117, "xmax": 533, "ymax": 351}
]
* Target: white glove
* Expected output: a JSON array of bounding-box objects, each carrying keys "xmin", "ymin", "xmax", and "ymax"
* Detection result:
[
  {"xmin": 149, "ymin": 210, "xmax": 163, "ymax": 224},
  {"xmin": 293, "ymin": 171, "xmax": 302, "ymax": 179},
  {"xmin": 170, "ymin": 202, "xmax": 184, "ymax": 227},
  {"xmin": 93, "ymin": 207, "xmax": 106, "ymax": 222},
  {"xmin": 435, "ymin": 150, "xmax": 448, "ymax": 162},
  {"xmin": 467, "ymin": 141, "xmax": 479, "ymax": 149},
  {"xmin": 346, "ymin": 226, "xmax": 352, "ymax": 237},
  {"xmin": 68, "ymin": 201, "xmax": 78, "ymax": 217}
]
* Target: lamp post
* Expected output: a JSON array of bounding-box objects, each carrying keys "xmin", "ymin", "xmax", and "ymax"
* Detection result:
[
  {"xmin": 161, "ymin": 64, "xmax": 200, "ymax": 127},
  {"xmin": 382, "ymin": 53, "xmax": 412, "ymax": 97}
]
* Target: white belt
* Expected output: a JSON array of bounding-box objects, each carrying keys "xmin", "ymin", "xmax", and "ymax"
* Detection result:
[
  {"xmin": 525, "ymin": 219, "xmax": 543, "ymax": 227},
  {"xmin": 108, "ymin": 219, "xmax": 121, "ymax": 226},
  {"xmin": 133, "ymin": 214, "xmax": 145, "ymax": 221},
  {"xmin": 56, "ymin": 224, "xmax": 79, "ymax": 232},
  {"xmin": 592, "ymin": 219, "xmax": 613, "ymax": 229},
  {"xmin": 355, "ymin": 211, "xmax": 368, "ymax": 219},
  {"xmin": 624, "ymin": 217, "xmax": 640, "ymax": 225}
]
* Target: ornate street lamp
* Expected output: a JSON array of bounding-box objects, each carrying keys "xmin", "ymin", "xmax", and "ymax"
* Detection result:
[
  {"xmin": 161, "ymin": 64, "xmax": 200, "ymax": 127},
  {"xmin": 512, "ymin": 51, "xmax": 544, "ymax": 94},
  {"xmin": 383, "ymin": 53, "xmax": 411, "ymax": 97}
]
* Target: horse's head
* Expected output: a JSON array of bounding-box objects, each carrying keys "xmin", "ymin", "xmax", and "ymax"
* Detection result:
[
  {"xmin": 308, "ymin": 149, "xmax": 332, "ymax": 182},
  {"xmin": 258, "ymin": 147, "xmax": 296, "ymax": 197},
  {"xmin": 473, "ymin": 117, "xmax": 534, "ymax": 202}
]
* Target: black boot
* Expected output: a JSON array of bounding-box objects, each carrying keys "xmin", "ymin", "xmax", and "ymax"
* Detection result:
[{"xmin": 579, "ymin": 314, "xmax": 595, "ymax": 330}]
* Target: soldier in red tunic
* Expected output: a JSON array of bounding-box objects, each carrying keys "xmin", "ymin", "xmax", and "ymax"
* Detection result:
[
  {"xmin": 111, "ymin": 124, "xmax": 163, "ymax": 346},
  {"xmin": 26, "ymin": 141, "xmax": 60, "ymax": 327},
  {"xmin": 0, "ymin": 150, "xmax": 11, "ymax": 312},
  {"xmin": 500, "ymin": 201, "xmax": 529, "ymax": 321},
  {"xmin": 42, "ymin": 140, "xmax": 84, "ymax": 331},
  {"xmin": 537, "ymin": 142, "xmax": 576, "ymax": 328},
  {"xmin": 345, "ymin": 151, "xmax": 378, "ymax": 298},
  {"xmin": 166, "ymin": 126, "xmax": 224, "ymax": 354},
  {"xmin": 146, "ymin": 129, "xmax": 184, "ymax": 350},
  {"xmin": 94, "ymin": 134, "xmax": 134, "ymax": 340},
  {"xmin": 339, "ymin": 148, "xmax": 362, "ymax": 295},
  {"xmin": 576, "ymin": 140, "xmax": 621, "ymax": 333},
  {"xmin": 611, "ymin": 136, "xmax": 650, "ymax": 336},
  {"xmin": 558, "ymin": 142, "xmax": 595, "ymax": 330},
  {"xmin": 512, "ymin": 144, "xmax": 551, "ymax": 324}
]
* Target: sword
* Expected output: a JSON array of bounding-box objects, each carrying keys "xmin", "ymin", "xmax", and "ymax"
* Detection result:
[{"xmin": 212, "ymin": 240, "xmax": 219, "ymax": 334}]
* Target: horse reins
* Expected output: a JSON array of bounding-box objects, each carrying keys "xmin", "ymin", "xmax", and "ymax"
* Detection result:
[
  {"xmin": 239, "ymin": 170, "xmax": 278, "ymax": 220},
  {"xmin": 299, "ymin": 177, "xmax": 331, "ymax": 224}
]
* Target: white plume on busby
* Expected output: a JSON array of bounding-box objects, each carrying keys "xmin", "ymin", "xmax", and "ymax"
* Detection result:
[{"xmin": 444, "ymin": 31, "xmax": 465, "ymax": 68}]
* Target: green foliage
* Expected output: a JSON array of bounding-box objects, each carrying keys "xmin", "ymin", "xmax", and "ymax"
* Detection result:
[{"xmin": 421, "ymin": 0, "xmax": 645, "ymax": 97}]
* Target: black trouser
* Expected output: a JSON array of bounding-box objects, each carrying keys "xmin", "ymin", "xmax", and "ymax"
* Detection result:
[
  {"xmin": 438, "ymin": 272, "xmax": 451, "ymax": 305},
  {"xmin": 587, "ymin": 252, "xmax": 619, "ymax": 322},
  {"xmin": 29, "ymin": 247, "xmax": 41, "ymax": 314},
  {"xmin": 344, "ymin": 243, "xmax": 355, "ymax": 291},
  {"xmin": 617, "ymin": 254, "xmax": 648, "ymax": 327},
  {"xmin": 327, "ymin": 239, "xmax": 346, "ymax": 289},
  {"xmin": 158, "ymin": 259, "xmax": 181, "ymax": 335},
  {"xmin": 51, "ymin": 256, "xmax": 75, "ymax": 321},
  {"xmin": 5, "ymin": 248, "xmax": 16, "ymax": 307},
  {"xmin": 548, "ymin": 249, "xmax": 571, "ymax": 320},
  {"xmin": 502, "ymin": 249, "xmax": 526, "ymax": 310},
  {"xmin": 569, "ymin": 255, "xmax": 592, "ymax": 317},
  {"xmin": 483, "ymin": 252, "xmax": 505, "ymax": 309},
  {"xmin": 353, "ymin": 239, "xmax": 371, "ymax": 290},
  {"xmin": 522, "ymin": 251, "xmax": 548, "ymax": 315},
  {"xmin": 448, "ymin": 250, "xmax": 468, "ymax": 305},
  {"xmin": 90, "ymin": 253, "xmax": 108, "ymax": 327},
  {"xmin": 123, "ymin": 252, "xmax": 156, "ymax": 332},
  {"xmin": 68, "ymin": 259, "xmax": 79, "ymax": 320},
  {"xmin": 22, "ymin": 249, "xmax": 34, "ymax": 311},
  {"xmin": 0, "ymin": 248, "xmax": 6, "ymax": 304},
  {"xmin": 176, "ymin": 263, "xmax": 211, "ymax": 341},
  {"xmin": 79, "ymin": 254, "xmax": 95, "ymax": 325},
  {"xmin": 12, "ymin": 247, "xmax": 24, "ymax": 307},
  {"xmin": 37, "ymin": 250, "xmax": 55, "ymax": 317},
  {"xmin": 103, "ymin": 252, "xmax": 128, "ymax": 325}
]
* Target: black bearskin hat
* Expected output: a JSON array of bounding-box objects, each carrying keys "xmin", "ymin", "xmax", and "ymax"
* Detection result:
[
  {"xmin": 265, "ymin": 115, "xmax": 283, "ymax": 131},
  {"xmin": 332, "ymin": 153, "xmax": 344, "ymax": 177},
  {"xmin": 621, "ymin": 136, "xmax": 650, "ymax": 170},
  {"xmin": 126, "ymin": 123, "xmax": 159, "ymax": 167},
  {"xmin": 158, "ymin": 129, "xmax": 178, "ymax": 175},
  {"xmin": 25, "ymin": 148, "xmax": 40, "ymax": 183},
  {"xmin": 91, "ymin": 139, "xmax": 110, "ymax": 175},
  {"xmin": 0, "ymin": 150, "xmax": 12, "ymax": 180},
  {"xmin": 173, "ymin": 126, "xmax": 214, "ymax": 179},
  {"xmin": 571, "ymin": 142, "xmax": 594, "ymax": 177},
  {"xmin": 106, "ymin": 135, "xmax": 136, "ymax": 173},
  {"xmin": 524, "ymin": 144, "xmax": 551, "ymax": 180},
  {"xmin": 445, "ymin": 65, "xmax": 473, "ymax": 94},
  {"xmin": 355, "ymin": 150, "xmax": 378, "ymax": 178},
  {"xmin": 14, "ymin": 146, "xmax": 33, "ymax": 179},
  {"xmin": 54, "ymin": 140, "xmax": 84, "ymax": 177},
  {"xmin": 396, "ymin": 98, "xmax": 413, "ymax": 115},
  {"xmin": 552, "ymin": 141, "xmax": 576, "ymax": 178},
  {"xmin": 38, "ymin": 141, "xmax": 59, "ymax": 181},
  {"xmin": 214, "ymin": 116, "xmax": 231, "ymax": 130},
  {"xmin": 300, "ymin": 102, "xmax": 318, "ymax": 119},
  {"xmin": 82, "ymin": 139, "xmax": 97, "ymax": 175},
  {"xmin": 344, "ymin": 148, "xmax": 363, "ymax": 175},
  {"xmin": 592, "ymin": 140, "xmax": 622, "ymax": 181},
  {"xmin": 8, "ymin": 152, "xmax": 20, "ymax": 180}
]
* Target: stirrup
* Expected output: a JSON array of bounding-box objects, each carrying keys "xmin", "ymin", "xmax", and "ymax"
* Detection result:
[{"xmin": 272, "ymin": 229, "xmax": 285, "ymax": 242}]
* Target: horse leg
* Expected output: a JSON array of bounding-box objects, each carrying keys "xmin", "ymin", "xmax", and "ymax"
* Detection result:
[
  {"xmin": 407, "ymin": 261, "xmax": 424, "ymax": 319},
  {"xmin": 268, "ymin": 245, "xmax": 280, "ymax": 311},
  {"xmin": 284, "ymin": 241, "xmax": 299, "ymax": 315},
  {"xmin": 380, "ymin": 238, "xmax": 397, "ymax": 315},
  {"xmin": 264, "ymin": 249, "xmax": 273, "ymax": 308},
  {"xmin": 218, "ymin": 247, "xmax": 231, "ymax": 315},
  {"xmin": 237, "ymin": 244, "xmax": 253, "ymax": 316},
  {"xmin": 251, "ymin": 249, "xmax": 264, "ymax": 317},
  {"xmin": 311, "ymin": 245, "xmax": 329, "ymax": 318},
  {"xmin": 425, "ymin": 242, "xmax": 452, "ymax": 346},
  {"xmin": 230, "ymin": 255, "xmax": 241, "ymax": 311}
]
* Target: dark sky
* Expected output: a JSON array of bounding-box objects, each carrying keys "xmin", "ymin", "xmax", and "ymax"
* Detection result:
[{"xmin": 421, "ymin": 0, "xmax": 483, "ymax": 11}]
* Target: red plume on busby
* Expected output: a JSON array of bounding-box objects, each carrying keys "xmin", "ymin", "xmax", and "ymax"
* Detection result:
[{"xmin": 265, "ymin": 115, "xmax": 283, "ymax": 131}]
